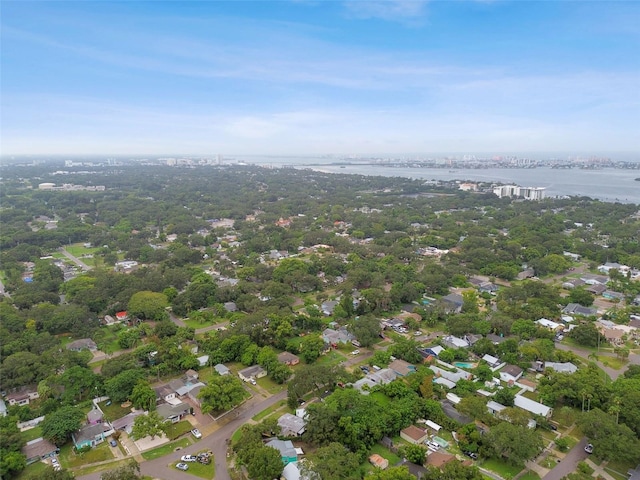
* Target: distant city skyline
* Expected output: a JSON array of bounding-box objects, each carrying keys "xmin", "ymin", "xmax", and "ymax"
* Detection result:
[{"xmin": 2, "ymin": 1, "xmax": 639, "ymax": 155}]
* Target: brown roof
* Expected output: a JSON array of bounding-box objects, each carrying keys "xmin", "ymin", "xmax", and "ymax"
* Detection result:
[
  {"xmin": 502, "ymin": 364, "xmax": 523, "ymax": 378},
  {"xmin": 22, "ymin": 438, "xmax": 57, "ymax": 460},
  {"xmin": 401, "ymin": 425, "xmax": 427, "ymax": 442},
  {"xmin": 518, "ymin": 378, "xmax": 537, "ymax": 390},
  {"xmin": 277, "ymin": 351, "xmax": 300, "ymax": 363},
  {"xmin": 369, "ymin": 454, "xmax": 389, "ymax": 469},
  {"xmin": 426, "ymin": 451, "xmax": 455, "ymax": 468}
]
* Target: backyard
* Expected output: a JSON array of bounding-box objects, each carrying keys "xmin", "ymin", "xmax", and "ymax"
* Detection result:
[
  {"xmin": 480, "ymin": 458, "xmax": 525, "ymax": 480},
  {"xmin": 59, "ymin": 441, "xmax": 114, "ymax": 469},
  {"xmin": 98, "ymin": 399, "xmax": 132, "ymax": 422},
  {"xmin": 141, "ymin": 437, "xmax": 191, "ymax": 461},
  {"xmin": 165, "ymin": 420, "xmax": 194, "ymax": 440}
]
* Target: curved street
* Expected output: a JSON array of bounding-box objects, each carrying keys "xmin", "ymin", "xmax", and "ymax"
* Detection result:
[{"xmin": 78, "ymin": 391, "xmax": 287, "ymax": 480}]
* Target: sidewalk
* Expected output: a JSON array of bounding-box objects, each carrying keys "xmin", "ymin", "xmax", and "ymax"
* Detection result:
[{"xmin": 585, "ymin": 459, "xmax": 617, "ymax": 480}]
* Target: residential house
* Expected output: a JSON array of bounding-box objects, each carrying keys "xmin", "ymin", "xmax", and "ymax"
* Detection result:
[
  {"xmin": 157, "ymin": 402, "xmax": 190, "ymax": 423},
  {"xmin": 514, "ymin": 395, "xmax": 552, "ymax": 418},
  {"xmin": 265, "ymin": 438, "xmax": 297, "ymax": 465},
  {"xmin": 111, "ymin": 411, "xmax": 144, "ymax": 434},
  {"xmin": 353, "ymin": 369, "xmax": 397, "ymax": 394},
  {"xmin": 544, "ymin": 362, "xmax": 578, "ymax": 374},
  {"xmin": 563, "ymin": 303, "xmax": 597, "ymax": 316},
  {"xmin": 238, "ymin": 365, "xmax": 267, "ymax": 382},
  {"xmin": 322, "ymin": 327, "xmax": 354, "ymax": 346},
  {"xmin": 278, "ymin": 413, "xmax": 306, "ymax": 437},
  {"xmin": 586, "ymin": 284, "xmax": 607, "ymax": 296},
  {"xmin": 65, "ymin": 338, "xmax": 98, "ymax": 352},
  {"xmin": 517, "ymin": 268, "xmax": 535, "ymax": 280},
  {"xmin": 320, "ymin": 301, "xmax": 338, "ymax": 316},
  {"xmin": 369, "ymin": 454, "xmax": 389, "ymax": 470},
  {"xmin": 580, "ymin": 273, "xmax": 609, "ymax": 285},
  {"xmin": 440, "ymin": 293, "xmax": 464, "ymax": 313},
  {"xmin": 535, "ymin": 319, "xmax": 563, "ymax": 332},
  {"xmin": 185, "ymin": 369, "xmax": 199, "ymax": 381},
  {"xmin": 599, "ymin": 326, "xmax": 625, "ymax": 346},
  {"xmin": 425, "ymin": 452, "xmax": 456, "ymax": 469},
  {"xmin": 278, "ymin": 352, "xmax": 300, "ymax": 366},
  {"xmin": 422, "ymin": 345, "xmax": 445, "ymax": 358},
  {"xmin": 22, "ymin": 438, "xmax": 59, "ymax": 465},
  {"xmin": 517, "ymin": 378, "xmax": 538, "ymax": 392},
  {"xmin": 389, "ymin": 359, "xmax": 416, "ymax": 377},
  {"xmin": 196, "ymin": 355, "xmax": 210, "ymax": 367},
  {"xmin": 87, "ymin": 408, "xmax": 103, "ymax": 425},
  {"xmin": 499, "ymin": 365, "xmax": 524, "ymax": 384},
  {"xmin": 562, "ymin": 278, "xmax": 585, "ymax": 289},
  {"xmin": 434, "ymin": 377, "xmax": 456, "ymax": 389},
  {"xmin": 395, "ymin": 459, "xmax": 428, "ymax": 479},
  {"xmin": 486, "ymin": 333, "xmax": 509, "ymax": 345},
  {"xmin": 72, "ymin": 423, "xmax": 107, "ymax": 449},
  {"xmin": 154, "ymin": 384, "xmax": 177, "ymax": 404},
  {"xmin": 481, "ymin": 354, "xmax": 502, "ymax": 369},
  {"xmin": 214, "ymin": 363, "xmax": 231, "ymax": 376},
  {"xmin": 487, "ymin": 401, "xmax": 507, "ymax": 416},
  {"xmin": 441, "ymin": 335, "xmax": 469, "ymax": 349},
  {"xmin": 464, "ymin": 334, "xmax": 482, "ymax": 346},
  {"xmin": 598, "ymin": 262, "xmax": 630, "ymax": 275},
  {"xmin": 400, "ymin": 425, "xmax": 429, "ymax": 445},
  {"xmin": 224, "ymin": 302, "xmax": 238, "ymax": 312},
  {"xmin": 603, "ymin": 290, "xmax": 625, "ymax": 302},
  {"xmin": 6, "ymin": 386, "xmax": 39, "ymax": 406},
  {"xmin": 430, "ymin": 365, "xmax": 471, "ymax": 384}
]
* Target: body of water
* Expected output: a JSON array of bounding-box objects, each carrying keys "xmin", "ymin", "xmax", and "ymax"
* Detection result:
[{"xmin": 233, "ymin": 156, "xmax": 640, "ymax": 204}]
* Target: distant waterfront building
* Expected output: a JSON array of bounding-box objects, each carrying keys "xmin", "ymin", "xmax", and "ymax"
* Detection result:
[{"xmin": 493, "ymin": 185, "xmax": 545, "ymax": 200}]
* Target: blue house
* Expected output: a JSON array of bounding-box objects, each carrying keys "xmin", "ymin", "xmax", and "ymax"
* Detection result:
[{"xmin": 72, "ymin": 423, "xmax": 107, "ymax": 449}]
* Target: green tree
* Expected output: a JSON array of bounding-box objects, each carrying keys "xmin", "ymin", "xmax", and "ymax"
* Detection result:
[
  {"xmin": 301, "ymin": 442, "xmax": 362, "ymax": 480},
  {"xmin": 0, "ymin": 450, "xmax": 26, "ymax": 478},
  {"xmin": 131, "ymin": 411, "xmax": 168, "ymax": 440},
  {"xmin": 198, "ymin": 374, "xmax": 246, "ymax": 414},
  {"xmin": 570, "ymin": 322, "xmax": 600, "ymax": 347},
  {"xmin": 41, "ymin": 405, "xmax": 85, "ymax": 446},
  {"xmin": 300, "ymin": 334, "xmax": 326, "ymax": 364},
  {"xmin": 494, "ymin": 388, "xmax": 515, "ymax": 407},
  {"xmin": 105, "ymin": 369, "xmax": 146, "ymax": 403},
  {"xmin": 577, "ymin": 408, "xmax": 640, "ymax": 462},
  {"xmin": 245, "ymin": 445, "xmax": 284, "ymax": 480},
  {"xmin": 398, "ymin": 444, "xmax": 427, "ymax": 464},
  {"xmin": 567, "ymin": 288, "xmax": 595, "ymax": 307},
  {"xmin": 130, "ymin": 381, "xmax": 156, "ymax": 411},
  {"xmin": 127, "ymin": 291, "xmax": 168, "ymax": 321},
  {"xmin": 368, "ymin": 466, "xmax": 416, "ymax": 480},
  {"xmin": 485, "ymin": 422, "xmax": 543, "ymax": 466}
]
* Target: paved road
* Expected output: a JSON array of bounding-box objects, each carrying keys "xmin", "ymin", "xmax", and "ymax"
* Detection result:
[
  {"xmin": 77, "ymin": 391, "xmax": 288, "ymax": 480},
  {"xmin": 542, "ymin": 437, "xmax": 589, "ymax": 480},
  {"xmin": 59, "ymin": 247, "xmax": 93, "ymax": 271},
  {"xmin": 555, "ymin": 342, "xmax": 638, "ymax": 380}
]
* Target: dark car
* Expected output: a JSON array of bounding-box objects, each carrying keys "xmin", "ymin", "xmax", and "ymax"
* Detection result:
[{"xmin": 463, "ymin": 451, "xmax": 478, "ymax": 460}]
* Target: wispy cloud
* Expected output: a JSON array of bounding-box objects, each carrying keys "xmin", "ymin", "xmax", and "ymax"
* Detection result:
[{"xmin": 343, "ymin": 0, "xmax": 429, "ymax": 23}]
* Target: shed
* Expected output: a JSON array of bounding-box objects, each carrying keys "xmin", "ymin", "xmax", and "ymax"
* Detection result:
[{"xmin": 400, "ymin": 425, "xmax": 428, "ymax": 445}]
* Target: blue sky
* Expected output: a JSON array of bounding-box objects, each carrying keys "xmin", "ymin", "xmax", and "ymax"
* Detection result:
[{"xmin": 2, "ymin": 1, "xmax": 639, "ymax": 156}]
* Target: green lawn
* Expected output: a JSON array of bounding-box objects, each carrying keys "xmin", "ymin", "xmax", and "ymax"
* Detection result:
[
  {"xmin": 66, "ymin": 244, "xmax": 100, "ymax": 257},
  {"xmin": 171, "ymin": 458, "xmax": 216, "ymax": 479},
  {"xmin": 20, "ymin": 426, "xmax": 43, "ymax": 443},
  {"xmin": 368, "ymin": 444, "xmax": 401, "ymax": 465},
  {"xmin": 605, "ymin": 458, "xmax": 637, "ymax": 480},
  {"xmin": 72, "ymin": 459, "xmax": 130, "ymax": 477},
  {"xmin": 59, "ymin": 441, "xmax": 114, "ymax": 469},
  {"xmin": 141, "ymin": 437, "xmax": 191, "ymax": 460},
  {"xmin": 596, "ymin": 355, "xmax": 627, "ymax": 370},
  {"xmin": 256, "ymin": 374, "xmax": 286, "ymax": 395},
  {"xmin": 165, "ymin": 420, "xmax": 194, "ymax": 440},
  {"xmin": 370, "ymin": 391, "xmax": 392, "ymax": 407},
  {"xmin": 98, "ymin": 400, "xmax": 131, "ymax": 422},
  {"xmin": 518, "ymin": 471, "xmax": 541, "ymax": 480},
  {"xmin": 15, "ymin": 461, "xmax": 50, "ymax": 480},
  {"xmin": 252, "ymin": 399, "xmax": 288, "ymax": 422},
  {"xmin": 183, "ymin": 317, "xmax": 219, "ymax": 330},
  {"xmin": 481, "ymin": 458, "xmax": 524, "ymax": 480},
  {"xmin": 539, "ymin": 456, "xmax": 558, "ymax": 469},
  {"xmin": 316, "ymin": 351, "xmax": 346, "ymax": 367}
]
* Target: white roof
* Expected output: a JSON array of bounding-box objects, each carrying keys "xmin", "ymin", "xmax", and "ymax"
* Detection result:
[
  {"xmin": 536, "ymin": 318, "xmax": 561, "ymax": 329},
  {"xmin": 282, "ymin": 462, "xmax": 301, "ymax": 480},
  {"xmin": 545, "ymin": 362, "xmax": 578, "ymax": 374},
  {"xmin": 434, "ymin": 377, "xmax": 456, "ymax": 389},
  {"xmin": 487, "ymin": 401, "xmax": 507, "ymax": 412},
  {"xmin": 425, "ymin": 420, "xmax": 441, "ymax": 432},
  {"xmin": 429, "ymin": 345, "xmax": 445, "ymax": 356},
  {"xmin": 482, "ymin": 354, "xmax": 500, "ymax": 365},
  {"xmin": 514, "ymin": 395, "xmax": 551, "ymax": 417},
  {"xmin": 443, "ymin": 335, "xmax": 469, "ymax": 348},
  {"xmin": 446, "ymin": 392, "xmax": 461, "ymax": 404}
]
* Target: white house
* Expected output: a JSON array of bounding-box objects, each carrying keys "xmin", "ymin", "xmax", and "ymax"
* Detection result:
[
  {"xmin": 514, "ymin": 395, "xmax": 552, "ymax": 418},
  {"xmin": 535, "ymin": 318, "xmax": 562, "ymax": 331},
  {"xmin": 499, "ymin": 365, "xmax": 524, "ymax": 384}
]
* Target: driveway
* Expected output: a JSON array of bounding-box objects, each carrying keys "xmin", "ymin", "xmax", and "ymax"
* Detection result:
[{"xmin": 542, "ymin": 437, "xmax": 589, "ymax": 480}]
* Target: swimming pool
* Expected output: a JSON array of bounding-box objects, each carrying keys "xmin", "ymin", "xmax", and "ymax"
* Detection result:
[{"xmin": 453, "ymin": 362, "xmax": 477, "ymax": 369}]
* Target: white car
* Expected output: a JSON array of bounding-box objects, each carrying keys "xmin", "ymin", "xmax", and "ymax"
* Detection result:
[
  {"xmin": 191, "ymin": 429, "xmax": 202, "ymax": 439},
  {"xmin": 181, "ymin": 455, "xmax": 197, "ymax": 462},
  {"xmin": 584, "ymin": 443, "xmax": 593, "ymax": 454},
  {"xmin": 426, "ymin": 441, "xmax": 440, "ymax": 451},
  {"xmin": 351, "ymin": 350, "xmax": 360, "ymax": 355}
]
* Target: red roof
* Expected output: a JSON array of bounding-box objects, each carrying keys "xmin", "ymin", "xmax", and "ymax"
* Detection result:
[{"xmin": 116, "ymin": 311, "xmax": 128, "ymax": 319}]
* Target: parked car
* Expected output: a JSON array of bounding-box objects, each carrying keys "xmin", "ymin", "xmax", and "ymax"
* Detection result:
[
  {"xmin": 109, "ymin": 440, "xmax": 117, "ymax": 447},
  {"xmin": 463, "ymin": 451, "xmax": 478, "ymax": 460},
  {"xmin": 426, "ymin": 441, "xmax": 440, "ymax": 451},
  {"xmin": 176, "ymin": 462, "xmax": 189, "ymax": 471},
  {"xmin": 181, "ymin": 455, "xmax": 197, "ymax": 462},
  {"xmin": 351, "ymin": 350, "xmax": 360, "ymax": 355},
  {"xmin": 584, "ymin": 443, "xmax": 594, "ymax": 454},
  {"xmin": 191, "ymin": 428, "xmax": 202, "ymax": 439}
]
